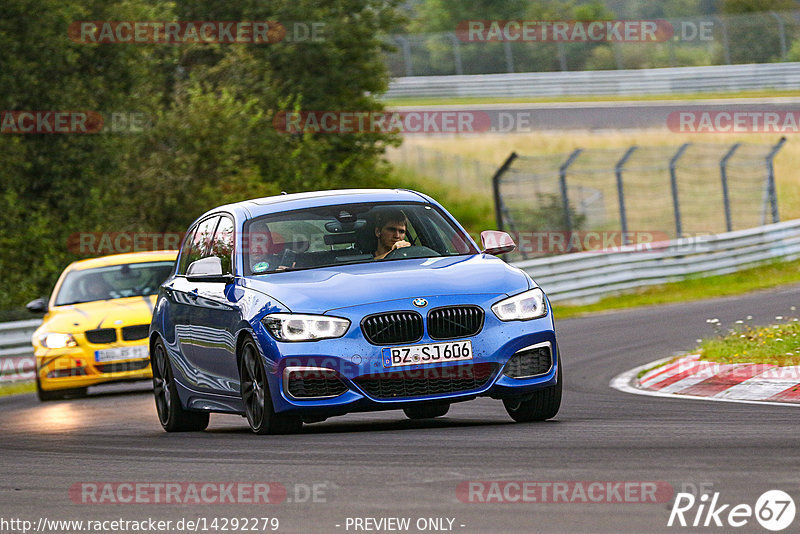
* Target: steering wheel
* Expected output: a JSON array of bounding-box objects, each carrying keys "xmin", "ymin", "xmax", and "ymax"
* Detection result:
[
  {"xmin": 274, "ymin": 248, "xmax": 296, "ymax": 270},
  {"xmin": 383, "ymin": 245, "xmax": 439, "ymax": 260}
]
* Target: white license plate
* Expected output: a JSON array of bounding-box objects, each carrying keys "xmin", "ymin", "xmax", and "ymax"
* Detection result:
[
  {"xmin": 382, "ymin": 340, "xmax": 473, "ymax": 368},
  {"xmin": 94, "ymin": 345, "xmax": 149, "ymax": 363}
]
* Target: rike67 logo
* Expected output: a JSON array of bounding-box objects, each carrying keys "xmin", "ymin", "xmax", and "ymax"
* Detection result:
[{"xmin": 668, "ymin": 490, "xmax": 796, "ymax": 531}]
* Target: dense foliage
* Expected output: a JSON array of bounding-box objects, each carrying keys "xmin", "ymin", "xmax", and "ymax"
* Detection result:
[{"xmin": 0, "ymin": 0, "xmax": 403, "ymax": 309}]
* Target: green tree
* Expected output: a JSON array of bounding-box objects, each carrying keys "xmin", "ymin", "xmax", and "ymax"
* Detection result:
[
  {"xmin": 716, "ymin": 0, "xmax": 799, "ymax": 63},
  {"xmin": 0, "ymin": 0, "xmax": 405, "ymax": 309}
]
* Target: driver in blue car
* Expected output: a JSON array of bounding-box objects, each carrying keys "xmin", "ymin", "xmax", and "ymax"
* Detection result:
[{"xmin": 373, "ymin": 208, "xmax": 412, "ymax": 260}]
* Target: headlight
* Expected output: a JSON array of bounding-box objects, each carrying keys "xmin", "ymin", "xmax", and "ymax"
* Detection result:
[
  {"xmin": 38, "ymin": 333, "xmax": 78, "ymax": 349},
  {"xmin": 492, "ymin": 288, "xmax": 547, "ymax": 321},
  {"xmin": 262, "ymin": 314, "xmax": 350, "ymax": 342}
]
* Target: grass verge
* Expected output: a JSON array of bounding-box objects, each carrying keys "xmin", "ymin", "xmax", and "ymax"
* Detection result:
[
  {"xmin": 553, "ymin": 258, "xmax": 800, "ymax": 320},
  {"xmin": 390, "ymin": 166, "xmax": 496, "ymax": 235},
  {"xmin": 0, "ymin": 381, "xmax": 35, "ymax": 397},
  {"xmin": 698, "ymin": 319, "xmax": 800, "ymax": 367}
]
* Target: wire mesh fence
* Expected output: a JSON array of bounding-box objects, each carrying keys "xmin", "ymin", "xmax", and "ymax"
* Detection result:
[
  {"xmin": 385, "ymin": 11, "xmax": 800, "ymax": 77},
  {"xmin": 493, "ymin": 139, "xmax": 786, "ymax": 260}
]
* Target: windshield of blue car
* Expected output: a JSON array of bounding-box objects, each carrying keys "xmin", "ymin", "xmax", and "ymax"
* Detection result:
[
  {"xmin": 54, "ymin": 261, "xmax": 175, "ymax": 306},
  {"xmin": 243, "ymin": 202, "xmax": 477, "ymax": 275}
]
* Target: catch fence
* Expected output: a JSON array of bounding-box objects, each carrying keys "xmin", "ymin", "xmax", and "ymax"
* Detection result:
[{"xmin": 493, "ymin": 139, "xmax": 786, "ymax": 260}]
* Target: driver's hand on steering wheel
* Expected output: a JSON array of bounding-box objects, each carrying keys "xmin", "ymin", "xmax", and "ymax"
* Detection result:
[{"xmin": 392, "ymin": 240, "xmax": 411, "ymax": 251}]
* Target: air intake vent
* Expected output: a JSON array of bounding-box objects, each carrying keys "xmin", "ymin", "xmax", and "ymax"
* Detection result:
[
  {"xmin": 428, "ymin": 306, "xmax": 484, "ymax": 340},
  {"xmin": 121, "ymin": 324, "xmax": 150, "ymax": 341},
  {"xmin": 285, "ymin": 369, "xmax": 348, "ymax": 399},
  {"xmin": 361, "ymin": 311, "xmax": 423, "ymax": 345},
  {"xmin": 354, "ymin": 362, "xmax": 497, "ymax": 399},
  {"xmin": 85, "ymin": 328, "xmax": 117, "ymax": 344},
  {"xmin": 95, "ymin": 360, "xmax": 150, "ymax": 374},
  {"xmin": 503, "ymin": 344, "xmax": 552, "ymax": 379}
]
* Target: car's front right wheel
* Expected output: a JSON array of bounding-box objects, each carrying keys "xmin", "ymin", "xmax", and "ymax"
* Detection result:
[
  {"xmin": 152, "ymin": 338, "xmax": 209, "ymax": 432},
  {"xmin": 239, "ymin": 337, "xmax": 302, "ymax": 435},
  {"xmin": 503, "ymin": 369, "xmax": 562, "ymax": 422}
]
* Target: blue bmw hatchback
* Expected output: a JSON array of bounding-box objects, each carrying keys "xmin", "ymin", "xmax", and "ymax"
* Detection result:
[{"xmin": 149, "ymin": 189, "xmax": 561, "ymax": 434}]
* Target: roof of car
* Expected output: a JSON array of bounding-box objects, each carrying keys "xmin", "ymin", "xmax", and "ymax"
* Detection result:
[
  {"xmin": 246, "ymin": 189, "xmax": 426, "ymax": 206},
  {"xmin": 67, "ymin": 250, "xmax": 178, "ymax": 271},
  {"xmin": 207, "ymin": 189, "xmax": 433, "ymax": 219}
]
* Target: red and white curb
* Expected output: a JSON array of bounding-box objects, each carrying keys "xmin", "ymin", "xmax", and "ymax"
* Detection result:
[{"xmin": 611, "ymin": 354, "xmax": 800, "ymax": 406}]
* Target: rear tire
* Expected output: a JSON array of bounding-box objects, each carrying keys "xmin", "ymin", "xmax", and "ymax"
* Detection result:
[
  {"xmin": 503, "ymin": 370, "xmax": 562, "ymax": 422},
  {"xmin": 239, "ymin": 337, "xmax": 302, "ymax": 435},
  {"xmin": 403, "ymin": 403, "xmax": 450, "ymax": 420},
  {"xmin": 151, "ymin": 338, "xmax": 209, "ymax": 432}
]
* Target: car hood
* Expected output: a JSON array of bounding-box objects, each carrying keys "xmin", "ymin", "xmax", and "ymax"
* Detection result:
[
  {"xmin": 36, "ymin": 295, "xmax": 157, "ymax": 336},
  {"xmin": 243, "ymin": 255, "xmax": 530, "ymax": 314}
]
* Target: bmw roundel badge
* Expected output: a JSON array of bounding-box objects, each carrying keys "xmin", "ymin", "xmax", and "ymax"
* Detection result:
[{"xmin": 412, "ymin": 298, "xmax": 428, "ymax": 308}]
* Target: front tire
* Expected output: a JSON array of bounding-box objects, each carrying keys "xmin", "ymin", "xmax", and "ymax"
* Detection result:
[
  {"xmin": 239, "ymin": 337, "xmax": 301, "ymax": 435},
  {"xmin": 403, "ymin": 403, "xmax": 450, "ymax": 420},
  {"xmin": 151, "ymin": 338, "xmax": 209, "ymax": 432},
  {"xmin": 503, "ymin": 370, "xmax": 562, "ymax": 422}
]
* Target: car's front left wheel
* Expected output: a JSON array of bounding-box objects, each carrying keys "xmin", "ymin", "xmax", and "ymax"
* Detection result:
[
  {"xmin": 152, "ymin": 338, "xmax": 209, "ymax": 432},
  {"xmin": 503, "ymin": 369, "xmax": 562, "ymax": 422},
  {"xmin": 239, "ymin": 337, "xmax": 302, "ymax": 435}
]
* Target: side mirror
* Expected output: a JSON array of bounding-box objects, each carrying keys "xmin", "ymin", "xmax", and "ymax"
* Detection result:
[
  {"xmin": 26, "ymin": 298, "xmax": 48, "ymax": 314},
  {"xmin": 480, "ymin": 230, "xmax": 516, "ymax": 256},
  {"xmin": 186, "ymin": 257, "xmax": 233, "ymax": 283}
]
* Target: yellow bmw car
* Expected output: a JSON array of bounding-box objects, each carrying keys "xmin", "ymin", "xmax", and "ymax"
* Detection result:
[{"xmin": 27, "ymin": 251, "xmax": 178, "ymax": 401}]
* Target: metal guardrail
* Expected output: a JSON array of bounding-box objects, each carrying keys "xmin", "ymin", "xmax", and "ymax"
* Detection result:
[
  {"xmin": 385, "ymin": 62, "xmax": 800, "ymax": 99},
  {"xmin": 513, "ymin": 219, "xmax": 800, "ymax": 303},
  {"xmin": 0, "ymin": 319, "xmax": 39, "ymax": 382}
]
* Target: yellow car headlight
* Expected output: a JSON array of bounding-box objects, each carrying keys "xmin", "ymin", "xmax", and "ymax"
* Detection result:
[{"xmin": 39, "ymin": 333, "xmax": 78, "ymax": 349}]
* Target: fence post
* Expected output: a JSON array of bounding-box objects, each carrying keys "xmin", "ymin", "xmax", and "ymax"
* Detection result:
[
  {"xmin": 559, "ymin": 149, "xmax": 583, "ymax": 236},
  {"xmin": 670, "ymin": 143, "xmax": 690, "ymax": 237},
  {"xmin": 714, "ymin": 16, "xmax": 732, "ymax": 65},
  {"xmin": 557, "ymin": 42, "xmax": 568, "ymax": 71},
  {"xmin": 770, "ymin": 12, "xmax": 788, "ymax": 59},
  {"xmin": 615, "ymin": 146, "xmax": 637, "ymax": 244},
  {"xmin": 719, "ymin": 143, "xmax": 740, "ymax": 232},
  {"xmin": 503, "ymin": 41, "xmax": 514, "ymax": 73},
  {"xmin": 766, "ymin": 136, "xmax": 787, "ymax": 223},
  {"xmin": 446, "ymin": 33, "xmax": 463, "ymax": 75},
  {"xmin": 491, "ymin": 152, "xmax": 519, "ymax": 232},
  {"xmin": 395, "ymin": 36, "xmax": 413, "ymax": 76}
]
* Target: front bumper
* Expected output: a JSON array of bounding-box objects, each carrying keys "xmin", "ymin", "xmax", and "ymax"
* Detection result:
[
  {"xmin": 257, "ymin": 294, "xmax": 559, "ymax": 416},
  {"xmin": 35, "ymin": 343, "xmax": 152, "ymax": 391}
]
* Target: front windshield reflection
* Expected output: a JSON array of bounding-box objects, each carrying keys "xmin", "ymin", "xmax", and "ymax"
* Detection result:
[
  {"xmin": 55, "ymin": 262, "xmax": 174, "ymax": 306},
  {"xmin": 243, "ymin": 202, "xmax": 476, "ymax": 275}
]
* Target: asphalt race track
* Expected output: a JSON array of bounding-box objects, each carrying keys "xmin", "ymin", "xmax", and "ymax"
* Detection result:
[{"xmin": 2, "ymin": 285, "xmax": 800, "ymax": 533}]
